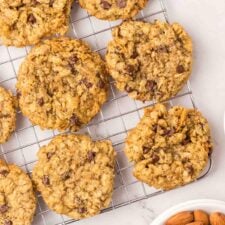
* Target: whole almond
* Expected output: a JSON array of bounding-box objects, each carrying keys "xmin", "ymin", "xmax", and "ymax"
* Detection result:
[
  {"xmin": 165, "ymin": 211, "xmax": 194, "ymax": 225},
  {"xmin": 186, "ymin": 222, "xmax": 204, "ymax": 225},
  {"xmin": 194, "ymin": 210, "xmax": 210, "ymax": 225},
  {"xmin": 210, "ymin": 212, "xmax": 225, "ymax": 225}
]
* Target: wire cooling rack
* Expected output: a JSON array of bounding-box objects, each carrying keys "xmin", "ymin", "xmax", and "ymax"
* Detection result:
[{"xmin": 0, "ymin": 0, "xmax": 212, "ymax": 224}]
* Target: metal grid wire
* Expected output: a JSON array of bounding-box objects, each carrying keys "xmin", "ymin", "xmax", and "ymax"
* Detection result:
[{"xmin": 0, "ymin": 0, "xmax": 212, "ymax": 224}]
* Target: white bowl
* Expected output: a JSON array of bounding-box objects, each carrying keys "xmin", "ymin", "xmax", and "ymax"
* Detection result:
[{"xmin": 151, "ymin": 199, "xmax": 225, "ymax": 225}]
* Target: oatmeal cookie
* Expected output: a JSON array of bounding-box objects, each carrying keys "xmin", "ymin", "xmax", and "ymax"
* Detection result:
[
  {"xmin": 17, "ymin": 37, "xmax": 108, "ymax": 132},
  {"xmin": 79, "ymin": 0, "xmax": 148, "ymax": 21},
  {"xmin": 0, "ymin": 0, "xmax": 73, "ymax": 47},
  {"xmin": 125, "ymin": 104, "xmax": 212, "ymax": 190},
  {"xmin": 32, "ymin": 134, "xmax": 116, "ymax": 219},
  {"xmin": 0, "ymin": 86, "xmax": 16, "ymax": 144},
  {"xmin": 0, "ymin": 160, "xmax": 36, "ymax": 225},
  {"xmin": 106, "ymin": 20, "xmax": 193, "ymax": 102}
]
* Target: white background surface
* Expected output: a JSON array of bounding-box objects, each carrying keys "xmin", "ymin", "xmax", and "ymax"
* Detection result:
[
  {"xmin": 74, "ymin": 0, "xmax": 225, "ymax": 224},
  {"xmin": 0, "ymin": 0, "xmax": 224, "ymax": 225}
]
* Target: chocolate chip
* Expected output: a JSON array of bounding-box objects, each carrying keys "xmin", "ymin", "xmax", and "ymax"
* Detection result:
[
  {"xmin": 187, "ymin": 165, "xmax": 194, "ymax": 175},
  {"xmin": 182, "ymin": 158, "xmax": 189, "ymax": 164},
  {"xmin": 69, "ymin": 55, "xmax": 78, "ymax": 65},
  {"xmin": 61, "ymin": 171, "xmax": 70, "ymax": 180},
  {"xmin": 27, "ymin": 14, "xmax": 36, "ymax": 24},
  {"xmin": 42, "ymin": 175, "xmax": 50, "ymax": 186},
  {"xmin": 117, "ymin": 0, "xmax": 127, "ymax": 8},
  {"xmin": 131, "ymin": 50, "xmax": 138, "ymax": 59},
  {"xmin": 98, "ymin": 80, "xmax": 105, "ymax": 89},
  {"xmin": 80, "ymin": 79, "xmax": 93, "ymax": 88},
  {"xmin": 70, "ymin": 114, "xmax": 81, "ymax": 126},
  {"xmin": 208, "ymin": 142, "xmax": 213, "ymax": 157},
  {"xmin": 156, "ymin": 46, "xmax": 169, "ymax": 53},
  {"xmin": 181, "ymin": 135, "xmax": 191, "ymax": 145},
  {"xmin": 47, "ymin": 90, "xmax": 53, "ymax": 97},
  {"xmin": 69, "ymin": 67, "xmax": 76, "ymax": 74},
  {"xmin": 0, "ymin": 205, "xmax": 8, "ymax": 214},
  {"xmin": 47, "ymin": 152, "xmax": 54, "ymax": 160},
  {"xmin": 4, "ymin": 220, "xmax": 12, "ymax": 225},
  {"xmin": 151, "ymin": 154, "xmax": 160, "ymax": 164},
  {"xmin": 125, "ymin": 85, "xmax": 133, "ymax": 93},
  {"xmin": 67, "ymin": 55, "xmax": 78, "ymax": 74},
  {"xmin": 143, "ymin": 147, "xmax": 150, "ymax": 154},
  {"xmin": 146, "ymin": 80, "xmax": 157, "ymax": 92},
  {"xmin": 100, "ymin": 1, "xmax": 111, "ymax": 10},
  {"xmin": 37, "ymin": 98, "xmax": 44, "ymax": 106},
  {"xmin": 164, "ymin": 128, "xmax": 175, "ymax": 137},
  {"xmin": 176, "ymin": 65, "xmax": 185, "ymax": 73},
  {"xmin": 152, "ymin": 125, "xmax": 157, "ymax": 132},
  {"xmin": 78, "ymin": 207, "xmax": 86, "ymax": 214},
  {"xmin": 125, "ymin": 65, "xmax": 136, "ymax": 77},
  {"xmin": 85, "ymin": 82, "xmax": 93, "ymax": 88},
  {"xmin": 15, "ymin": 4, "xmax": 25, "ymax": 10},
  {"xmin": 16, "ymin": 91, "xmax": 21, "ymax": 98},
  {"xmin": 0, "ymin": 170, "xmax": 9, "ymax": 177},
  {"xmin": 177, "ymin": 37, "xmax": 183, "ymax": 43},
  {"xmin": 208, "ymin": 148, "xmax": 213, "ymax": 157},
  {"xmin": 87, "ymin": 151, "xmax": 96, "ymax": 162},
  {"xmin": 182, "ymin": 137, "xmax": 190, "ymax": 145},
  {"xmin": 49, "ymin": 0, "xmax": 54, "ymax": 7}
]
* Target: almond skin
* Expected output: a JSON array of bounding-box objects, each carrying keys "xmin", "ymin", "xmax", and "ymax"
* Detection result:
[
  {"xmin": 210, "ymin": 212, "xmax": 225, "ymax": 225},
  {"xmin": 165, "ymin": 211, "xmax": 194, "ymax": 225},
  {"xmin": 186, "ymin": 222, "xmax": 204, "ymax": 225},
  {"xmin": 194, "ymin": 210, "xmax": 210, "ymax": 225}
]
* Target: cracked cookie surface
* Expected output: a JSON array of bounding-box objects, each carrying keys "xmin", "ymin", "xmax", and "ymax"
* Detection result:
[
  {"xmin": 32, "ymin": 134, "xmax": 116, "ymax": 220},
  {"xmin": 0, "ymin": 0, "xmax": 73, "ymax": 47},
  {"xmin": 0, "ymin": 160, "xmax": 36, "ymax": 225},
  {"xmin": 125, "ymin": 104, "xmax": 212, "ymax": 190},
  {"xmin": 0, "ymin": 87, "xmax": 16, "ymax": 144},
  {"xmin": 78, "ymin": 0, "xmax": 148, "ymax": 21},
  {"xmin": 106, "ymin": 20, "xmax": 193, "ymax": 102},
  {"xmin": 17, "ymin": 37, "xmax": 108, "ymax": 132}
]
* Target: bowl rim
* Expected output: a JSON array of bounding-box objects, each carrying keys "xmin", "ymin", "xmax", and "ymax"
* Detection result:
[{"xmin": 151, "ymin": 199, "xmax": 225, "ymax": 225}]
